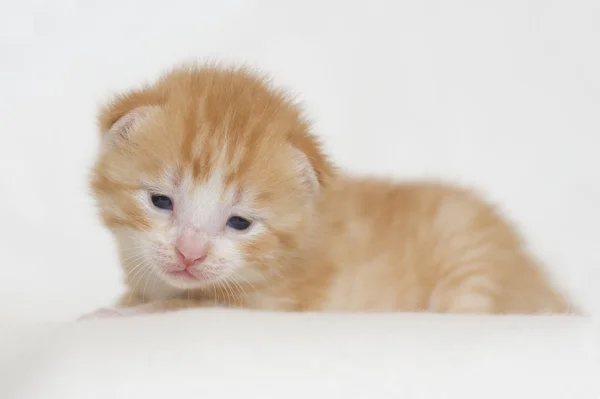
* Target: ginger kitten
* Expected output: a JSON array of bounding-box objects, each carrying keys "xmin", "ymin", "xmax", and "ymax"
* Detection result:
[{"xmin": 84, "ymin": 63, "xmax": 575, "ymax": 319}]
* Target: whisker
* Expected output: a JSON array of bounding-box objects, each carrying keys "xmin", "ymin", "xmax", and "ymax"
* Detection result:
[
  {"xmin": 210, "ymin": 282, "xmax": 218, "ymax": 306},
  {"xmin": 227, "ymin": 279, "xmax": 240, "ymax": 307},
  {"xmin": 128, "ymin": 266, "xmax": 150, "ymax": 305},
  {"xmin": 121, "ymin": 253, "xmax": 147, "ymax": 264},
  {"xmin": 119, "ymin": 244, "xmax": 148, "ymax": 252},
  {"xmin": 228, "ymin": 275, "xmax": 249, "ymax": 300},
  {"xmin": 223, "ymin": 279, "xmax": 240, "ymax": 307},
  {"xmin": 126, "ymin": 259, "xmax": 148, "ymax": 280},
  {"xmin": 231, "ymin": 270, "xmax": 258, "ymax": 293},
  {"xmin": 150, "ymin": 267, "xmax": 160, "ymax": 294},
  {"xmin": 218, "ymin": 281, "xmax": 231, "ymax": 308},
  {"xmin": 142, "ymin": 268, "xmax": 154, "ymax": 303}
]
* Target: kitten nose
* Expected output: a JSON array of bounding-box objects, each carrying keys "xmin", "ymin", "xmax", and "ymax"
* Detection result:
[
  {"xmin": 175, "ymin": 230, "xmax": 208, "ymax": 267},
  {"xmin": 175, "ymin": 248, "xmax": 206, "ymax": 267}
]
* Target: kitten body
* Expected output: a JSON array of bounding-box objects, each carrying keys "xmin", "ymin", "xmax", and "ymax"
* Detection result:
[{"xmin": 88, "ymin": 64, "xmax": 574, "ymax": 317}]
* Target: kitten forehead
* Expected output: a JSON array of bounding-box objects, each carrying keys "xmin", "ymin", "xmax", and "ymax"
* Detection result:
[
  {"xmin": 174, "ymin": 168, "xmax": 248, "ymax": 232},
  {"xmin": 182, "ymin": 168, "xmax": 230, "ymax": 206}
]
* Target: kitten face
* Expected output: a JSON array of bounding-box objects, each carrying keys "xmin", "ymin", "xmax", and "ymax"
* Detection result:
[{"xmin": 90, "ymin": 66, "xmax": 332, "ymax": 290}]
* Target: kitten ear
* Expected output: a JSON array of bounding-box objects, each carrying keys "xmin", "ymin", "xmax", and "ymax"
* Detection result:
[
  {"xmin": 97, "ymin": 86, "xmax": 164, "ymax": 143},
  {"xmin": 288, "ymin": 124, "xmax": 335, "ymax": 189},
  {"xmin": 292, "ymin": 148, "xmax": 321, "ymax": 195},
  {"xmin": 103, "ymin": 105, "xmax": 160, "ymax": 144}
]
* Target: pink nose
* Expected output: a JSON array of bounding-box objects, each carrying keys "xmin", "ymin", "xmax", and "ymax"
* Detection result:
[
  {"xmin": 175, "ymin": 229, "xmax": 208, "ymax": 267},
  {"xmin": 175, "ymin": 248, "xmax": 206, "ymax": 267}
]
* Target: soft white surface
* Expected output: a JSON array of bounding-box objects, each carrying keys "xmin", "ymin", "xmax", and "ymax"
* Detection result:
[{"xmin": 0, "ymin": 311, "xmax": 597, "ymax": 399}]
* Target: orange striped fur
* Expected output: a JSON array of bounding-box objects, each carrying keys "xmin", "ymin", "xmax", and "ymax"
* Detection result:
[{"xmin": 86, "ymin": 63, "xmax": 576, "ymax": 318}]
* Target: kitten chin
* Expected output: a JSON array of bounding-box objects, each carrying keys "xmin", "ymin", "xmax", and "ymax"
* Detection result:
[{"xmin": 87, "ymin": 63, "xmax": 578, "ymax": 317}]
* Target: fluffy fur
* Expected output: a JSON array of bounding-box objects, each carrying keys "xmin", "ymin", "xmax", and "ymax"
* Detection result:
[{"xmin": 86, "ymin": 63, "xmax": 576, "ymax": 318}]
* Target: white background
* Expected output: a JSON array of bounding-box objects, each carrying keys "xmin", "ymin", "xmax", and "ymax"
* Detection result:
[{"xmin": 0, "ymin": 0, "xmax": 598, "ymax": 323}]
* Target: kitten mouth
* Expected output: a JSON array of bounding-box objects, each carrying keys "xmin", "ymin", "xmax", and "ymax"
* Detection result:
[
  {"xmin": 161, "ymin": 263, "xmax": 224, "ymax": 284},
  {"xmin": 166, "ymin": 269, "xmax": 198, "ymax": 280},
  {"xmin": 162, "ymin": 263, "xmax": 202, "ymax": 281}
]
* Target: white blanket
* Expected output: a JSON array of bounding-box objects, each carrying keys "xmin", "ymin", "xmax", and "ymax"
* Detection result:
[{"xmin": 1, "ymin": 311, "xmax": 597, "ymax": 399}]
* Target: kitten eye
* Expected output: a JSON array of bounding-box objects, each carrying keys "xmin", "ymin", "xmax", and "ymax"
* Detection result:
[
  {"xmin": 226, "ymin": 216, "xmax": 251, "ymax": 231},
  {"xmin": 151, "ymin": 194, "xmax": 173, "ymax": 211}
]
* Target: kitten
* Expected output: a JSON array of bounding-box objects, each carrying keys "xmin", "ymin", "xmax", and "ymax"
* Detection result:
[{"xmin": 84, "ymin": 63, "xmax": 576, "ymax": 319}]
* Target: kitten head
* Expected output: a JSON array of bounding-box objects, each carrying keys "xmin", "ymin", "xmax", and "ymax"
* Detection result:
[{"xmin": 90, "ymin": 64, "xmax": 334, "ymax": 290}]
